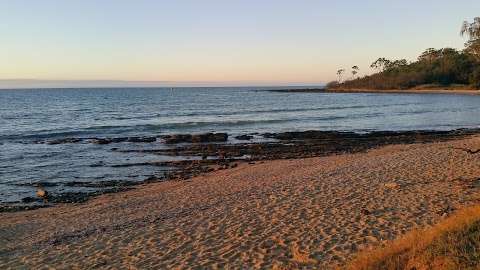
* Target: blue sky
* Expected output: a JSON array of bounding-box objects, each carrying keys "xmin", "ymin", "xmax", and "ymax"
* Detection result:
[{"xmin": 1, "ymin": 0, "xmax": 479, "ymax": 87}]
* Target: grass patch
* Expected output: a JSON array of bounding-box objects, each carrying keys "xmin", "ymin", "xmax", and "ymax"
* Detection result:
[{"xmin": 344, "ymin": 205, "xmax": 480, "ymax": 270}]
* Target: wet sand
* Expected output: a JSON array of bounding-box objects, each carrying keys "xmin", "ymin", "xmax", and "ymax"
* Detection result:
[{"xmin": 1, "ymin": 136, "xmax": 480, "ymax": 269}]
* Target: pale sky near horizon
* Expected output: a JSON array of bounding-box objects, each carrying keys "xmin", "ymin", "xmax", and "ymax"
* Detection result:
[{"xmin": 1, "ymin": 0, "xmax": 480, "ymax": 87}]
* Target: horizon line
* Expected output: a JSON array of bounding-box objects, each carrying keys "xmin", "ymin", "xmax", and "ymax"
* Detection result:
[{"xmin": 0, "ymin": 79, "xmax": 326, "ymax": 90}]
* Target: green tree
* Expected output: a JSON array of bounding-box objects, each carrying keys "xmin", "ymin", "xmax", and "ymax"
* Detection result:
[
  {"xmin": 386, "ymin": 59, "xmax": 408, "ymax": 70},
  {"xmin": 461, "ymin": 17, "xmax": 480, "ymax": 60},
  {"xmin": 330, "ymin": 18, "xmax": 480, "ymax": 90},
  {"xmin": 470, "ymin": 68, "xmax": 480, "ymax": 88},
  {"xmin": 418, "ymin": 48, "xmax": 440, "ymax": 62},
  {"xmin": 351, "ymin": 66, "xmax": 359, "ymax": 79},
  {"xmin": 336, "ymin": 69, "xmax": 345, "ymax": 83},
  {"xmin": 370, "ymin": 58, "xmax": 391, "ymax": 72}
]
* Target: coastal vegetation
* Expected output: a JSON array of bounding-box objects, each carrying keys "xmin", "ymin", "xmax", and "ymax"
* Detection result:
[
  {"xmin": 329, "ymin": 18, "xmax": 480, "ymax": 90},
  {"xmin": 345, "ymin": 204, "xmax": 480, "ymax": 270}
]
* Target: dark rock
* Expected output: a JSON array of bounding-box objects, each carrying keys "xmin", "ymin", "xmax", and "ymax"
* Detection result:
[
  {"xmin": 162, "ymin": 134, "xmax": 193, "ymax": 144},
  {"xmin": 162, "ymin": 133, "xmax": 228, "ymax": 144},
  {"xmin": 91, "ymin": 138, "xmax": 114, "ymax": 145},
  {"xmin": 191, "ymin": 133, "xmax": 228, "ymax": 143},
  {"xmin": 47, "ymin": 138, "xmax": 82, "ymax": 145},
  {"xmin": 90, "ymin": 137, "xmax": 128, "ymax": 144},
  {"xmin": 64, "ymin": 180, "xmax": 138, "ymax": 188},
  {"xmin": 144, "ymin": 176, "xmax": 160, "ymax": 182},
  {"xmin": 36, "ymin": 182, "xmax": 60, "ymax": 187},
  {"xmin": 111, "ymin": 138, "xmax": 129, "ymax": 143},
  {"xmin": 7, "ymin": 127, "xmax": 480, "ymax": 213},
  {"xmin": 263, "ymin": 130, "xmax": 356, "ymax": 141},
  {"xmin": 89, "ymin": 137, "xmax": 157, "ymax": 145},
  {"xmin": 47, "ymin": 188, "xmax": 131, "ymax": 204},
  {"xmin": 15, "ymin": 182, "xmax": 59, "ymax": 187},
  {"xmin": 47, "ymin": 192, "xmax": 91, "ymax": 204},
  {"xmin": 21, "ymin": 197, "xmax": 41, "ymax": 203},
  {"xmin": 0, "ymin": 204, "xmax": 49, "ymax": 213},
  {"xmin": 235, "ymin": 135, "xmax": 254, "ymax": 141},
  {"xmin": 126, "ymin": 137, "xmax": 157, "ymax": 143}
]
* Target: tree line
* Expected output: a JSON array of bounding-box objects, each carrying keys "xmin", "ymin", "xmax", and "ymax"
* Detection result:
[{"xmin": 328, "ymin": 17, "xmax": 480, "ymax": 90}]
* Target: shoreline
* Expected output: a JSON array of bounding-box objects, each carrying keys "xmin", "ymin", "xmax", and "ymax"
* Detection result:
[
  {"xmin": 3, "ymin": 128, "xmax": 480, "ymax": 212},
  {"xmin": 266, "ymin": 88, "xmax": 480, "ymax": 95},
  {"xmin": 325, "ymin": 88, "xmax": 480, "ymax": 95},
  {"xmin": 1, "ymin": 134, "xmax": 480, "ymax": 268}
]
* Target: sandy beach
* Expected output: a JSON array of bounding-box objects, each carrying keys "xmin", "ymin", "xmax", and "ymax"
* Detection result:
[{"xmin": 1, "ymin": 135, "xmax": 480, "ymax": 269}]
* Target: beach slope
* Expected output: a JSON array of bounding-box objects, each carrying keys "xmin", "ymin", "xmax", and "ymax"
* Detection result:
[{"xmin": 1, "ymin": 136, "xmax": 480, "ymax": 269}]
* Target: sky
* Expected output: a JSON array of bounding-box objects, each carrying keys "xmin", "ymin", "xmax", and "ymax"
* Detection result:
[{"xmin": 1, "ymin": 0, "xmax": 480, "ymax": 88}]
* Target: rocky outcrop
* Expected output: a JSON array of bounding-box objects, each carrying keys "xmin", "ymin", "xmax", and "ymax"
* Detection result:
[
  {"xmin": 263, "ymin": 130, "xmax": 356, "ymax": 140},
  {"xmin": 7, "ymin": 128, "xmax": 480, "ymax": 213},
  {"xmin": 91, "ymin": 137, "xmax": 157, "ymax": 144},
  {"xmin": 46, "ymin": 138, "xmax": 82, "ymax": 145},
  {"xmin": 235, "ymin": 135, "xmax": 254, "ymax": 141},
  {"xmin": 162, "ymin": 133, "xmax": 228, "ymax": 144}
]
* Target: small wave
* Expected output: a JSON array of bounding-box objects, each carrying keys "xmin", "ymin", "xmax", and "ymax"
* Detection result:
[
  {"xmin": 0, "ymin": 103, "xmax": 462, "ymax": 144},
  {"xmin": 175, "ymin": 103, "xmax": 415, "ymax": 118},
  {"xmin": 0, "ymin": 112, "xmax": 393, "ymax": 143},
  {"xmin": 0, "ymin": 130, "xmax": 98, "ymax": 141},
  {"xmin": 0, "ymin": 119, "xmax": 288, "ymax": 142},
  {"xmin": 93, "ymin": 105, "xmax": 389, "ymax": 121}
]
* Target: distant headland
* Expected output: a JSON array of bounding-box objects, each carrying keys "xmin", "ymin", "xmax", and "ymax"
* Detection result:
[{"xmin": 327, "ymin": 17, "xmax": 480, "ymax": 93}]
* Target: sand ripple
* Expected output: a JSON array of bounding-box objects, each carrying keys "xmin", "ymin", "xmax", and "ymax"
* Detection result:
[{"xmin": 1, "ymin": 136, "xmax": 480, "ymax": 269}]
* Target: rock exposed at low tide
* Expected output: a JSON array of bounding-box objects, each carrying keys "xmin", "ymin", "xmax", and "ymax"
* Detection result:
[
  {"xmin": 5, "ymin": 128, "xmax": 480, "ymax": 213},
  {"xmin": 46, "ymin": 138, "xmax": 82, "ymax": 145},
  {"xmin": 90, "ymin": 137, "xmax": 157, "ymax": 144},
  {"xmin": 235, "ymin": 135, "xmax": 254, "ymax": 141},
  {"xmin": 162, "ymin": 133, "xmax": 228, "ymax": 144}
]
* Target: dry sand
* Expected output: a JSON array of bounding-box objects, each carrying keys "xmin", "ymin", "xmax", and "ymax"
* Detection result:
[{"xmin": 1, "ymin": 136, "xmax": 480, "ymax": 269}]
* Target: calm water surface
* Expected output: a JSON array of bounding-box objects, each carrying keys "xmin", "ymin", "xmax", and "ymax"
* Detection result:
[{"xmin": 1, "ymin": 87, "xmax": 480, "ymax": 203}]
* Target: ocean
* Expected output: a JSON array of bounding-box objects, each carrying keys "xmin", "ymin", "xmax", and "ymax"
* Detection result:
[{"xmin": 1, "ymin": 87, "xmax": 480, "ymax": 203}]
